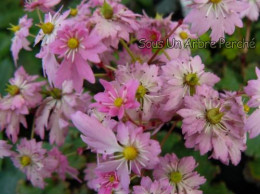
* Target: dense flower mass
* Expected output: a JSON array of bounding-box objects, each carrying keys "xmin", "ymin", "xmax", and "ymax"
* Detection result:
[
  {"xmin": 1, "ymin": 0, "xmax": 260, "ymax": 193},
  {"xmin": 71, "ymin": 111, "xmax": 161, "ymax": 190}
]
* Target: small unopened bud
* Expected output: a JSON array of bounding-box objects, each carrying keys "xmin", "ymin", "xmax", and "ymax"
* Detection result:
[{"xmin": 101, "ymin": 1, "xmax": 114, "ymax": 19}]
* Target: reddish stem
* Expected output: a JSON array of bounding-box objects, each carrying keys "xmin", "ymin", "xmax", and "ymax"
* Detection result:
[{"xmin": 147, "ymin": 19, "xmax": 183, "ymax": 65}]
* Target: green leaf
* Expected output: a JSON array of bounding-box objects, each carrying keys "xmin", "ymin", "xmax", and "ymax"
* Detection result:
[
  {"xmin": 245, "ymin": 63, "xmax": 258, "ymax": 81},
  {"xmin": 61, "ymin": 128, "xmax": 87, "ymax": 170},
  {"xmin": 0, "ymin": 59, "xmax": 15, "ymax": 95},
  {"xmin": 18, "ymin": 49, "xmax": 42, "ymax": 75},
  {"xmin": 0, "ymin": 0, "xmax": 23, "ymax": 29},
  {"xmin": 246, "ymin": 135, "xmax": 260, "ymax": 158},
  {"xmin": 0, "ymin": 32, "xmax": 12, "ymax": 60},
  {"xmin": 156, "ymin": 0, "xmax": 176, "ymax": 14},
  {"xmin": 16, "ymin": 178, "xmax": 70, "ymax": 194},
  {"xmin": 16, "ymin": 180, "xmax": 43, "ymax": 194},
  {"xmin": 156, "ymin": 131, "xmax": 182, "ymax": 155},
  {"xmin": 201, "ymin": 182, "xmax": 233, "ymax": 194},
  {"xmin": 43, "ymin": 178, "xmax": 70, "ymax": 194},
  {"xmin": 216, "ymin": 66, "xmax": 241, "ymax": 91},
  {"xmin": 244, "ymin": 158, "xmax": 260, "ymax": 183},
  {"xmin": 0, "ymin": 158, "xmax": 25, "ymax": 194}
]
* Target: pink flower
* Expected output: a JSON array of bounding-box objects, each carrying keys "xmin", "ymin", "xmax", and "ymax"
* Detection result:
[
  {"xmin": 35, "ymin": 10, "xmax": 69, "ymax": 85},
  {"xmin": 48, "ymin": 147, "xmax": 80, "ymax": 181},
  {"xmin": 136, "ymin": 27, "xmax": 161, "ymax": 43},
  {"xmin": 140, "ymin": 11, "xmax": 173, "ymax": 35},
  {"xmin": 184, "ymin": 0, "xmax": 248, "ymax": 41},
  {"xmin": 35, "ymin": 80, "xmax": 91, "ymax": 146},
  {"xmin": 177, "ymin": 85, "xmax": 246, "ymax": 165},
  {"xmin": 71, "ymin": 111, "xmax": 161, "ymax": 190},
  {"xmin": 12, "ymin": 139, "xmax": 57, "ymax": 188},
  {"xmin": 91, "ymin": 79, "xmax": 140, "ymax": 119},
  {"xmin": 136, "ymin": 27, "xmax": 161, "ymax": 53},
  {"xmin": 94, "ymin": 171, "xmax": 120, "ymax": 193},
  {"xmin": 88, "ymin": 0, "xmax": 121, "ymax": 7},
  {"xmin": 133, "ymin": 176, "xmax": 173, "ymax": 194},
  {"xmin": 66, "ymin": 0, "xmax": 92, "ymax": 22},
  {"xmin": 90, "ymin": 1, "xmax": 139, "ymax": 48},
  {"xmin": 36, "ymin": 46, "xmax": 60, "ymax": 86},
  {"xmin": 162, "ymin": 55, "xmax": 220, "ymax": 111},
  {"xmin": 241, "ymin": 0, "xmax": 260, "ymax": 21},
  {"xmin": 244, "ymin": 67, "xmax": 260, "ymax": 138},
  {"xmin": 50, "ymin": 24, "xmax": 106, "ymax": 91},
  {"xmin": 0, "ymin": 67, "xmax": 45, "ymax": 143},
  {"xmin": 25, "ymin": 0, "xmax": 61, "ymax": 12},
  {"xmin": 160, "ymin": 23, "xmax": 197, "ymax": 62},
  {"xmin": 9, "ymin": 15, "xmax": 32, "ymax": 65},
  {"xmin": 35, "ymin": 10, "xmax": 69, "ymax": 46},
  {"xmin": 115, "ymin": 63, "xmax": 163, "ymax": 120},
  {"xmin": 0, "ymin": 140, "xmax": 13, "ymax": 158},
  {"xmin": 84, "ymin": 163, "xmax": 98, "ymax": 190},
  {"xmin": 153, "ymin": 153, "xmax": 206, "ymax": 194}
]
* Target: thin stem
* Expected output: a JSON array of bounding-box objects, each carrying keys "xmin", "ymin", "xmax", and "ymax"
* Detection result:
[
  {"xmin": 94, "ymin": 73, "xmax": 107, "ymax": 77},
  {"xmin": 160, "ymin": 121, "xmax": 177, "ymax": 148},
  {"xmin": 147, "ymin": 19, "xmax": 183, "ymax": 65},
  {"xmin": 125, "ymin": 111, "xmax": 140, "ymax": 127},
  {"xmin": 29, "ymin": 33, "xmax": 36, "ymax": 38},
  {"xmin": 243, "ymin": 19, "xmax": 252, "ymax": 54},
  {"xmin": 120, "ymin": 39, "xmax": 136, "ymax": 62},
  {"xmin": 105, "ymin": 65, "xmax": 117, "ymax": 71},
  {"xmin": 130, "ymin": 175, "xmax": 138, "ymax": 181},
  {"xmin": 37, "ymin": 8, "xmax": 43, "ymax": 23},
  {"xmin": 66, "ymin": 151, "xmax": 77, "ymax": 157},
  {"xmin": 163, "ymin": 50, "xmax": 171, "ymax": 61},
  {"xmin": 241, "ymin": 19, "xmax": 252, "ymax": 82},
  {"xmin": 30, "ymin": 118, "xmax": 36, "ymax": 139}
]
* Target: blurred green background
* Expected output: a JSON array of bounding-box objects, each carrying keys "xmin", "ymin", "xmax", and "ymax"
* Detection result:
[{"xmin": 0, "ymin": 0, "xmax": 260, "ymax": 193}]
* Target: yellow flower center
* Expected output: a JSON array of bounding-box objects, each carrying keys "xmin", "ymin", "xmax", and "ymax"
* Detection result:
[
  {"xmin": 20, "ymin": 155, "xmax": 31, "ymax": 167},
  {"xmin": 123, "ymin": 146, "xmax": 138, "ymax": 160},
  {"xmin": 49, "ymin": 88, "xmax": 62, "ymax": 99},
  {"xmin": 114, "ymin": 97, "xmax": 124, "ymax": 107},
  {"xmin": 184, "ymin": 73, "xmax": 199, "ymax": 95},
  {"xmin": 136, "ymin": 85, "xmax": 147, "ymax": 100},
  {"xmin": 150, "ymin": 33, "xmax": 158, "ymax": 41},
  {"xmin": 8, "ymin": 25, "xmax": 20, "ymax": 32},
  {"xmin": 70, "ymin": 8, "xmax": 78, "ymax": 16},
  {"xmin": 185, "ymin": 73, "xmax": 199, "ymax": 86},
  {"xmin": 109, "ymin": 175, "xmax": 115, "ymax": 183},
  {"xmin": 206, "ymin": 108, "xmax": 224, "ymax": 125},
  {"xmin": 210, "ymin": 0, "xmax": 222, "ymax": 4},
  {"xmin": 170, "ymin": 171, "xmax": 182, "ymax": 184},
  {"xmin": 6, "ymin": 85, "xmax": 20, "ymax": 96},
  {"xmin": 41, "ymin": 22, "xmax": 54, "ymax": 35},
  {"xmin": 67, "ymin": 38, "xmax": 79, "ymax": 49},
  {"xmin": 244, "ymin": 104, "xmax": 250, "ymax": 113},
  {"xmin": 179, "ymin": 31, "xmax": 188, "ymax": 40}
]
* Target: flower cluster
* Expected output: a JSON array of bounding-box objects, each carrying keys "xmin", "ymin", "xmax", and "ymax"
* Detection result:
[{"xmin": 1, "ymin": 0, "xmax": 260, "ymax": 193}]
